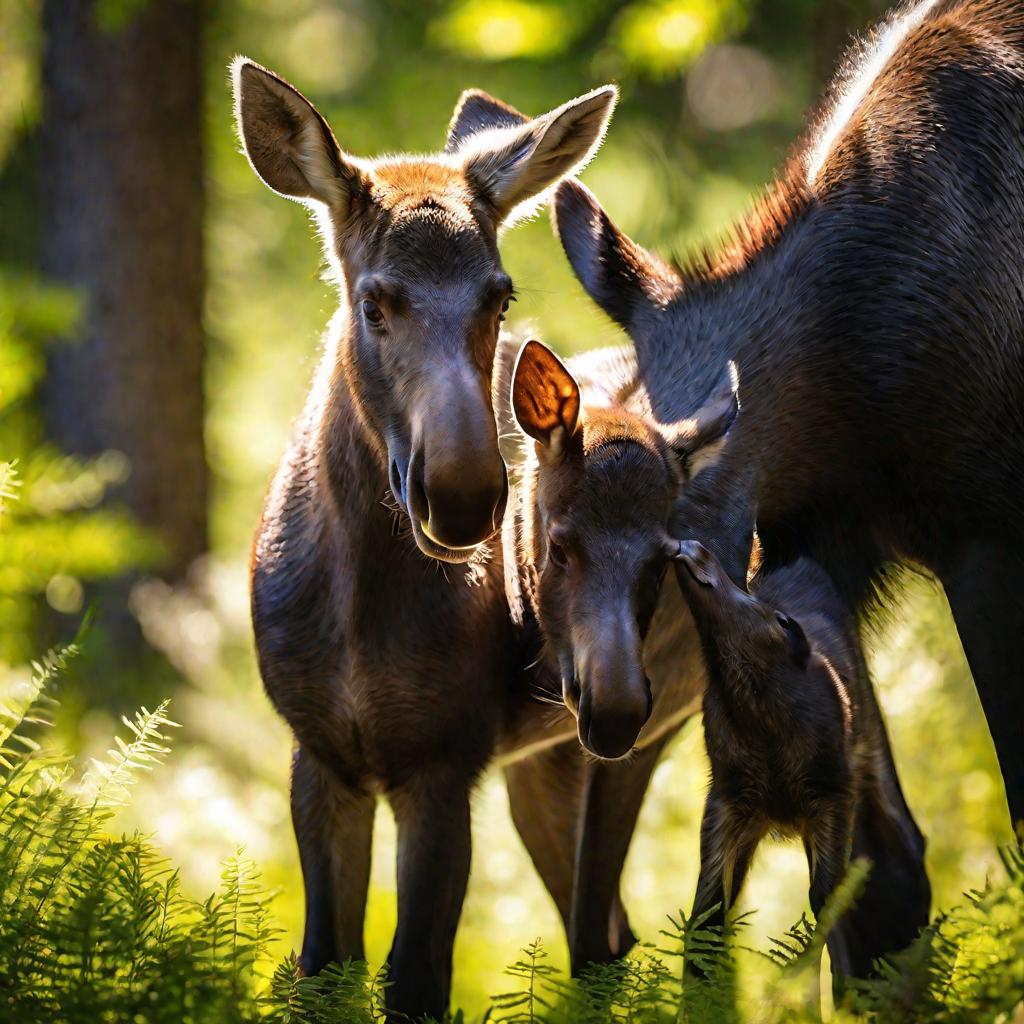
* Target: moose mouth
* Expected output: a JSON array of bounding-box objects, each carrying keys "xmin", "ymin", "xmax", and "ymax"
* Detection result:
[{"xmin": 410, "ymin": 514, "xmax": 487, "ymax": 564}]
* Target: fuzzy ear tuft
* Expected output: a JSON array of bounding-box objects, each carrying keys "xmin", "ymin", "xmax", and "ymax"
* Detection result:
[
  {"xmin": 462, "ymin": 85, "xmax": 617, "ymax": 223},
  {"xmin": 511, "ymin": 340, "xmax": 582, "ymax": 453},
  {"xmin": 663, "ymin": 362, "xmax": 739, "ymax": 479},
  {"xmin": 230, "ymin": 56, "xmax": 362, "ymax": 211},
  {"xmin": 446, "ymin": 89, "xmax": 529, "ymax": 153}
]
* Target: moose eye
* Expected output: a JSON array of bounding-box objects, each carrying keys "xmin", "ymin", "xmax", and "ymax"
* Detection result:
[
  {"xmin": 776, "ymin": 612, "xmax": 793, "ymax": 630},
  {"xmin": 547, "ymin": 538, "xmax": 568, "ymax": 570},
  {"xmin": 361, "ymin": 299, "xmax": 385, "ymax": 328},
  {"xmin": 498, "ymin": 295, "xmax": 515, "ymax": 323}
]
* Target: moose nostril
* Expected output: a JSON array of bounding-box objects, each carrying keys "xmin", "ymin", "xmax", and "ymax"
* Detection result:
[
  {"xmin": 408, "ymin": 461, "xmax": 429, "ymax": 523},
  {"xmin": 389, "ymin": 460, "xmax": 405, "ymax": 507}
]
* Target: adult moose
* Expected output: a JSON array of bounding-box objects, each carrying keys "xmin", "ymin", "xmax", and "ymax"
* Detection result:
[
  {"xmin": 553, "ymin": 0, "xmax": 1024, "ymax": 828},
  {"xmin": 231, "ymin": 59, "xmax": 619, "ymax": 1020}
]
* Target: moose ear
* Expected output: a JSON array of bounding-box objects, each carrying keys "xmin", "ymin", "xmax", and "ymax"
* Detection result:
[
  {"xmin": 552, "ymin": 180, "xmax": 680, "ymax": 329},
  {"xmin": 231, "ymin": 57, "xmax": 363, "ymax": 212},
  {"xmin": 511, "ymin": 340, "xmax": 581, "ymax": 453},
  {"xmin": 446, "ymin": 89, "xmax": 529, "ymax": 153},
  {"xmin": 664, "ymin": 363, "xmax": 739, "ymax": 480},
  {"xmin": 461, "ymin": 86, "xmax": 617, "ymax": 223}
]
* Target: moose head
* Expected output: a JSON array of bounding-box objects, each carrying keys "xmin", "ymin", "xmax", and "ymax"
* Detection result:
[
  {"xmin": 509, "ymin": 339, "xmax": 737, "ymax": 758},
  {"xmin": 232, "ymin": 60, "xmax": 616, "ymax": 560}
]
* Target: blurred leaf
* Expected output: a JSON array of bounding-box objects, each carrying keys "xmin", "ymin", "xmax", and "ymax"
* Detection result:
[
  {"xmin": 431, "ymin": 0, "xmax": 574, "ymax": 61},
  {"xmin": 615, "ymin": 0, "xmax": 748, "ymax": 78}
]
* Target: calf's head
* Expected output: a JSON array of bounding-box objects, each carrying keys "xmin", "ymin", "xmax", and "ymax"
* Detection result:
[
  {"xmin": 509, "ymin": 340, "xmax": 736, "ymax": 758},
  {"xmin": 673, "ymin": 540, "xmax": 811, "ymax": 687},
  {"xmin": 232, "ymin": 60, "xmax": 615, "ymax": 560}
]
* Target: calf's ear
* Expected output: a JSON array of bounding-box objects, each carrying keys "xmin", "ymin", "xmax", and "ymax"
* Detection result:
[
  {"xmin": 231, "ymin": 57, "xmax": 364, "ymax": 214},
  {"xmin": 511, "ymin": 340, "xmax": 582, "ymax": 455},
  {"xmin": 663, "ymin": 362, "xmax": 739, "ymax": 480},
  {"xmin": 552, "ymin": 179, "xmax": 680, "ymax": 330}
]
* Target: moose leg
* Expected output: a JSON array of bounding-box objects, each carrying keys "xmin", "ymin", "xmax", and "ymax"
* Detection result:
[
  {"xmin": 805, "ymin": 803, "xmax": 855, "ymax": 995},
  {"xmin": 386, "ymin": 769, "xmax": 472, "ymax": 1023},
  {"xmin": 687, "ymin": 794, "xmax": 759, "ymax": 979},
  {"xmin": 291, "ymin": 745, "xmax": 376, "ymax": 976},
  {"xmin": 504, "ymin": 741, "xmax": 583, "ymax": 937},
  {"xmin": 569, "ymin": 736, "xmax": 670, "ymax": 973},
  {"xmin": 941, "ymin": 541, "xmax": 1024, "ymax": 832},
  {"xmin": 691, "ymin": 796, "xmax": 758, "ymax": 924},
  {"xmin": 842, "ymin": 699, "xmax": 930, "ymax": 973}
]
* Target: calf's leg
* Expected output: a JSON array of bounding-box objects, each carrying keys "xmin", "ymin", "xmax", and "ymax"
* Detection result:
[
  {"xmin": 688, "ymin": 794, "xmax": 760, "ymax": 980},
  {"xmin": 291, "ymin": 745, "xmax": 376, "ymax": 975},
  {"xmin": 804, "ymin": 802, "xmax": 855, "ymax": 996}
]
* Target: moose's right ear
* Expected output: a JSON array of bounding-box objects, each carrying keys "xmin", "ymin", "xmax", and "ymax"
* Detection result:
[
  {"xmin": 511, "ymin": 340, "xmax": 581, "ymax": 453},
  {"xmin": 461, "ymin": 86, "xmax": 617, "ymax": 224},
  {"xmin": 552, "ymin": 180, "xmax": 680, "ymax": 330},
  {"xmin": 445, "ymin": 89, "xmax": 529, "ymax": 153},
  {"xmin": 231, "ymin": 57, "xmax": 363, "ymax": 212}
]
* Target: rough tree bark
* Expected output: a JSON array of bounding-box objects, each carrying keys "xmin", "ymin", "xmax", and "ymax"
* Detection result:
[{"xmin": 39, "ymin": 0, "xmax": 206, "ymax": 582}]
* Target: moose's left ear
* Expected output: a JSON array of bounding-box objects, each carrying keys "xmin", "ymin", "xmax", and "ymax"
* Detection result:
[
  {"xmin": 446, "ymin": 89, "xmax": 529, "ymax": 152},
  {"xmin": 511, "ymin": 340, "xmax": 581, "ymax": 454},
  {"xmin": 663, "ymin": 362, "xmax": 739, "ymax": 479}
]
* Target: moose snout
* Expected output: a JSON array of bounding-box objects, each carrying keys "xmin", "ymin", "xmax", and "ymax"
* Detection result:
[
  {"xmin": 409, "ymin": 449, "xmax": 507, "ymax": 549},
  {"xmin": 575, "ymin": 649, "xmax": 653, "ymax": 760},
  {"xmin": 408, "ymin": 373, "xmax": 509, "ymax": 550},
  {"xmin": 577, "ymin": 676, "xmax": 653, "ymax": 760}
]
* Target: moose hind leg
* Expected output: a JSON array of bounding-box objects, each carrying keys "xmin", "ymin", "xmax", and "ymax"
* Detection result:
[
  {"xmin": 941, "ymin": 541, "xmax": 1024, "ymax": 833},
  {"xmin": 291, "ymin": 745, "xmax": 376, "ymax": 976},
  {"xmin": 842, "ymin": 698, "xmax": 930, "ymax": 975},
  {"xmin": 386, "ymin": 770, "xmax": 473, "ymax": 1023}
]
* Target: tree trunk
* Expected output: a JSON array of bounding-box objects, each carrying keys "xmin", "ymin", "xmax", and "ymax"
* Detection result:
[{"xmin": 39, "ymin": 0, "xmax": 206, "ymax": 582}]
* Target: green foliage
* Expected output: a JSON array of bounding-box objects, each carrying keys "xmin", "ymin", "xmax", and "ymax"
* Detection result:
[{"xmin": 0, "ymin": 273, "xmax": 162, "ymax": 662}]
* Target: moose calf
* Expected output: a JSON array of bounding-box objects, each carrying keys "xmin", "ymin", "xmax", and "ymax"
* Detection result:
[
  {"xmin": 507, "ymin": 338, "xmax": 930, "ymax": 979},
  {"xmin": 675, "ymin": 541, "xmax": 886, "ymax": 982}
]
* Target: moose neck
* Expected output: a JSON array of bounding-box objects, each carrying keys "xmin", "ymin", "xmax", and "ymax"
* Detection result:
[{"xmin": 650, "ymin": 186, "xmax": 891, "ymax": 586}]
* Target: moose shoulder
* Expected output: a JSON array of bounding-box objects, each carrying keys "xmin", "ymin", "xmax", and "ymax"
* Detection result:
[{"xmin": 553, "ymin": 0, "xmax": 1024, "ymax": 830}]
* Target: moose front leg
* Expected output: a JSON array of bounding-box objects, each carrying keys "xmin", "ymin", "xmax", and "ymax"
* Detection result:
[
  {"xmin": 505, "ymin": 741, "xmax": 583, "ymax": 938},
  {"xmin": 386, "ymin": 770, "xmax": 473, "ymax": 1023},
  {"xmin": 688, "ymin": 795, "xmax": 760, "ymax": 978},
  {"xmin": 569, "ymin": 737, "xmax": 669, "ymax": 973},
  {"xmin": 291, "ymin": 745, "xmax": 376, "ymax": 976},
  {"xmin": 804, "ymin": 802, "xmax": 855, "ymax": 990}
]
